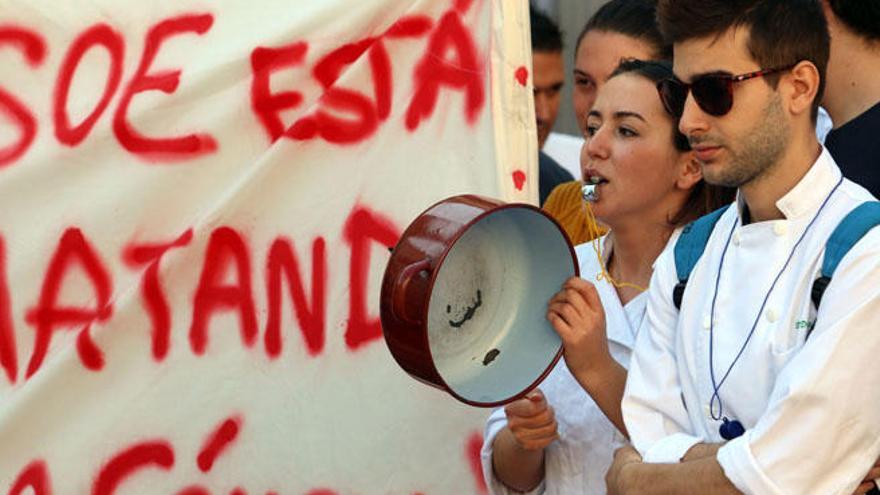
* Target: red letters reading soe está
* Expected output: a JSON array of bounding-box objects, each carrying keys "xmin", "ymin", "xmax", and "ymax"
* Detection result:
[{"xmin": 2, "ymin": 4, "xmax": 486, "ymax": 166}]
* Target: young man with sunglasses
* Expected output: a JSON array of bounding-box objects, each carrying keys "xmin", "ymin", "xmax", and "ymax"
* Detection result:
[
  {"xmin": 606, "ymin": 1, "xmax": 880, "ymax": 494},
  {"xmin": 822, "ymin": 0, "xmax": 880, "ymax": 197}
]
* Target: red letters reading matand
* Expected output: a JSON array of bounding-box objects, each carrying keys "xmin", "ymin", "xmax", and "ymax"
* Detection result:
[
  {"xmin": 0, "ymin": 27, "xmax": 46, "ymax": 167},
  {"xmin": 2, "ymin": 205, "xmax": 399, "ymax": 383}
]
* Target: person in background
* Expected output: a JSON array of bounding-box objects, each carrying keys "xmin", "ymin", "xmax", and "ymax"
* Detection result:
[
  {"xmin": 481, "ymin": 58, "xmax": 734, "ymax": 494},
  {"xmin": 542, "ymin": 0, "xmax": 670, "ymax": 245},
  {"xmin": 530, "ymin": 5, "xmax": 575, "ymax": 206},
  {"xmin": 821, "ymin": 0, "xmax": 880, "ymax": 196},
  {"xmin": 611, "ymin": 1, "xmax": 880, "ymax": 493}
]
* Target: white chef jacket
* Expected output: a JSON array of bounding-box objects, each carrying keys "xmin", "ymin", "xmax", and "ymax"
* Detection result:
[
  {"xmin": 481, "ymin": 235, "xmax": 660, "ymax": 494},
  {"xmin": 622, "ymin": 149, "xmax": 880, "ymax": 495}
]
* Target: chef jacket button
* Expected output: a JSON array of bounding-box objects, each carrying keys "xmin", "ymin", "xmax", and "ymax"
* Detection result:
[
  {"xmin": 732, "ymin": 231, "xmax": 741, "ymax": 246},
  {"xmin": 704, "ymin": 405, "xmax": 712, "ymax": 418},
  {"xmin": 703, "ymin": 315, "xmax": 711, "ymax": 330},
  {"xmin": 766, "ymin": 308, "xmax": 778, "ymax": 323},
  {"xmin": 773, "ymin": 222, "xmax": 788, "ymax": 236}
]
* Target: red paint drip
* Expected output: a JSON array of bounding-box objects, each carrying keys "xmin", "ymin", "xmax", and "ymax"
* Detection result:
[
  {"xmin": 466, "ymin": 432, "xmax": 488, "ymax": 494},
  {"xmin": 9, "ymin": 460, "xmax": 51, "ymax": 495},
  {"xmin": 197, "ymin": 416, "xmax": 242, "ymax": 473},
  {"xmin": 512, "ymin": 170, "xmax": 526, "ymax": 191},
  {"xmin": 305, "ymin": 490, "xmax": 337, "ymax": 495},
  {"xmin": 514, "ymin": 66, "xmax": 528, "ymax": 86}
]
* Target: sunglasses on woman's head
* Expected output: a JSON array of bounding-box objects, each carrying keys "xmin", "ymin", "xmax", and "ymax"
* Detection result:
[{"xmin": 656, "ymin": 64, "xmax": 795, "ymax": 118}]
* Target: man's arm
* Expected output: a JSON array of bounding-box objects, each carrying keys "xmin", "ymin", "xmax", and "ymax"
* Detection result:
[
  {"xmin": 621, "ymin": 246, "xmax": 704, "ymax": 462},
  {"xmin": 607, "ymin": 445, "xmax": 739, "ymax": 495},
  {"xmin": 682, "ymin": 443, "xmax": 722, "ymax": 461}
]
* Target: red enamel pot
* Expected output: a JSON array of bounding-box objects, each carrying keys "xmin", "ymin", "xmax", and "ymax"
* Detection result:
[{"xmin": 380, "ymin": 195, "xmax": 578, "ymax": 407}]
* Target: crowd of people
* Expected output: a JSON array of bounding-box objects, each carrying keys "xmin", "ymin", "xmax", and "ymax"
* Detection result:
[{"xmin": 480, "ymin": 1, "xmax": 880, "ymax": 494}]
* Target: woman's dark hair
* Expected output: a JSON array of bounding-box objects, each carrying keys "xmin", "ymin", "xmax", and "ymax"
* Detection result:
[
  {"xmin": 829, "ymin": 0, "xmax": 880, "ymax": 41},
  {"xmin": 609, "ymin": 59, "xmax": 736, "ymax": 226},
  {"xmin": 576, "ymin": 0, "xmax": 671, "ymax": 60}
]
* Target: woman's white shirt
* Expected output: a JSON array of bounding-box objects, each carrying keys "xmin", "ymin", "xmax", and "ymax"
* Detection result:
[{"xmin": 480, "ymin": 234, "xmax": 670, "ymax": 494}]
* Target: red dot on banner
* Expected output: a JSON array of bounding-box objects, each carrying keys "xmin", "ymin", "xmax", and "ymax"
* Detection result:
[
  {"xmin": 512, "ymin": 170, "xmax": 526, "ymax": 191},
  {"xmin": 514, "ymin": 66, "xmax": 528, "ymax": 87}
]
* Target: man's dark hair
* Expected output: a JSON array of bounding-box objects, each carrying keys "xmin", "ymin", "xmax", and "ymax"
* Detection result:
[
  {"xmin": 577, "ymin": 0, "xmax": 671, "ymax": 60},
  {"xmin": 656, "ymin": 0, "xmax": 829, "ymax": 121},
  {"xmin": 530, "ymin": 5, "xmax": 563, "ymax": 52},
  {"xmin": 609, "ymin": 58, "xmax": 736, "ymax": 226},
  {"xmin": 828, "ymin": 0, "xmax": 880, "ymax": 41}
]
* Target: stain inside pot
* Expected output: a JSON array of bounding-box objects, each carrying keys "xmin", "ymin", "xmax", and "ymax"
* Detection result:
[
  {"xmin": 482, "ymin": 348, "xmax": 500, "ymax": 366},
  {"xmin": 448, "ymin": 289, "xmax": 482, "ymax": 328}
]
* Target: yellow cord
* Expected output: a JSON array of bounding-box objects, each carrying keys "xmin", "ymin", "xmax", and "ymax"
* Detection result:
[{"xmin": 583, "ymin": 200, "xmax": 647, "ymax": 293}]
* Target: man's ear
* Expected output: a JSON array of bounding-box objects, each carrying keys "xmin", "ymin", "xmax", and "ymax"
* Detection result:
[
  {"xmin": 783, "ymin": 60, "xmax": 821, "ymax": 118},
  {"xmin": 676, "ymin": 151, "xmax": 702, "ymax": 190}
]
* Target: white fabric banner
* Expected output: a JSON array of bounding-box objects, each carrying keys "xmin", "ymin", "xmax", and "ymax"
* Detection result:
[{"xmin": 0, "ymin": 0, "xmax": 536, "ymax": 492}]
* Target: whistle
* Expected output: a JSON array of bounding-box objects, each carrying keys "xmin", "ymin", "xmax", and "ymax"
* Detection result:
[{"xmin": 582, "ymin": 177, "xmax": 600, "ymax": 202}]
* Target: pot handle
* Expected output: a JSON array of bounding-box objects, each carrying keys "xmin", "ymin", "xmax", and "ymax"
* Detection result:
[{"xmin": 392, "ymin": 259, "xmax": 432, "ymax": 325}]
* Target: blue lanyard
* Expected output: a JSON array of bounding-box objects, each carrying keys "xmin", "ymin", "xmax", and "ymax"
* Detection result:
[{"xmin": 707, "ymin": 175, "xmax": 844, "ymax": 440}]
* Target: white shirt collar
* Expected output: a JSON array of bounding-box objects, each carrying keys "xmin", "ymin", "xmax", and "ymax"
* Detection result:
[{"xmin": 735, "ymin": 147, "xmax": 842, "ymax": 221}]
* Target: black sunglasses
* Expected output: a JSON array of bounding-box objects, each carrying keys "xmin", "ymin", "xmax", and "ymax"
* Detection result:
[{"xmin": 657, "ymin": 64, "xmax": 795, "ymax": 117}]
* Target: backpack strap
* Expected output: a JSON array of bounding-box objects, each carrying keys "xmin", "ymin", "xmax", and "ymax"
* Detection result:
[
  {"xmin": 672, "ymin": 204, "xmax": 732, "ymax": 309},
  {"xmin": 811, "ymin": 201, "xmax": 880, "ymax": 307}
]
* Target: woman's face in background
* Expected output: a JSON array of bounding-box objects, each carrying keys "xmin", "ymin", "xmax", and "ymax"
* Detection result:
[{"xmin": 572, "ymin": 31, "xmax": 656, "ymax": 136}]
